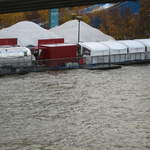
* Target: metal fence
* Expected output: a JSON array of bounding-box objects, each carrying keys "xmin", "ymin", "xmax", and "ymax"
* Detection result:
[
  {"xmin": 0, "ymin": 52, "xmax": 150, "ymax": 69},
  {"xmin": 0, "ymin": 56, "xmax": 81, "ymax": 70},
  {"xmin": 84, "ymin": 52, "xmax": 150, "ymax": 65}
]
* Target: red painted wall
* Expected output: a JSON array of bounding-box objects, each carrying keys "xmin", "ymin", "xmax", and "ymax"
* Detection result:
[
  {"xmin": 0, "ymin": 38, "xmax": 17, "ymax": 46},
  {"xmin": 38, "ymin": 38, "xmax": 64, "ymax": 46}
]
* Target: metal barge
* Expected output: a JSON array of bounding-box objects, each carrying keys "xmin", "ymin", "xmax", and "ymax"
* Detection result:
[{"xmin": 0, "ymin": 38, "xmax": 150, "ymax": 76}]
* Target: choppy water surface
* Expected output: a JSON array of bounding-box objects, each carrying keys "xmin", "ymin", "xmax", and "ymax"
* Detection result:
[{"xmin": 0, "ymin": 65, "xmax": 150, "ymax": 150}]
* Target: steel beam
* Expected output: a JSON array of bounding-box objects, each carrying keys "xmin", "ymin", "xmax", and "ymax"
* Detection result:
[{"xmin": 0, "ymin": 0, "xmax": 137, "ymax": 14}]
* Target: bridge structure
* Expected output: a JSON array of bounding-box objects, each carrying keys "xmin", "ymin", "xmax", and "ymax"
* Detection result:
[
  {"xmin": 0, "ymin": 0, "xmax": 136, "ymax": 14},
  {"xmin": 0, "ymin": 0, "xmax": 137, "ymax": 28}
]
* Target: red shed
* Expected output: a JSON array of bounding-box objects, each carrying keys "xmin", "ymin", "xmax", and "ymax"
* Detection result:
[
  {"xmin": 38, "ymin": 43, "xmax": 78, "ymax": 67},
  {"xmin": 0, "ymin": 38, "xmax": 17, "ymax": 46}
]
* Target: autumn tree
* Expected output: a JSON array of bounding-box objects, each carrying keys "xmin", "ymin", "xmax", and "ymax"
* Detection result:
[
  {"xmin": 59, "ymin": 6, "xmax": 90, "ymax": 25},
  {"xmin": 98, "ymin": 3, "xmax": 144, "ymax": 40},
  {"xmin": 0, "ymin": 9, "xmax": 49, "ymax": 29},
  {"xmin": 138, "ymin": 0, "xmax": 150, "ymax": 38},
  {"xmin": 0, "ymin": 12, "xmax": 26, "ymax": 29},
  {"xmin": 99, "ymin": 8, "xmax": 126, "ymax": 40}
]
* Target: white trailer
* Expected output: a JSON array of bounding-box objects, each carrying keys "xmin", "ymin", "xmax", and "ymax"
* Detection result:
[{"xmin": 0, "ymin": 46, "xmax": 32, "ymax": 67}]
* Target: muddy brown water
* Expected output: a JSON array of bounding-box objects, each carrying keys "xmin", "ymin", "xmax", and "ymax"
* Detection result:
[{"xmin": 0, "ymin": 65, "xmax": 150, "ymax": 150}]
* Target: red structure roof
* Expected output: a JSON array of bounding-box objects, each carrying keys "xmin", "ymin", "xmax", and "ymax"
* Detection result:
[{"xmin": 0, "ymin": 38, "xmax": 17, "ymax": 46}]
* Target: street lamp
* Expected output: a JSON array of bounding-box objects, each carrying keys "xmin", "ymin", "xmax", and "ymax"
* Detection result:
[
  {"xmin": 76, "ymin": 16, "xmax": 82, "ymax": 44},
  {"xmin": 76, "ymin": 16, "xmax": 82, "ymax": 61}
]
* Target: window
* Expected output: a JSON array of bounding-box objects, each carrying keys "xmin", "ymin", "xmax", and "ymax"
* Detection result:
[{"xmin": 83, "ymin": 48, "xmax": 90, "ymax": 56}]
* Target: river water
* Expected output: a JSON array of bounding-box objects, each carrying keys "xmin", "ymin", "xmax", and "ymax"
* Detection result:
[{"xmin": 0, "ymin": 65, "xmax": 150, "ymax": 150}]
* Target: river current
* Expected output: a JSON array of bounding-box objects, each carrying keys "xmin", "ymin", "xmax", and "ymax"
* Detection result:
[{"xmin": 0, "ymin": 65, "xmax": 150, "ymax": 150}]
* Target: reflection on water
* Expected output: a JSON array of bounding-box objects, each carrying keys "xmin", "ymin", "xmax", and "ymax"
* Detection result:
[{"xmin": 0, "ymin": 65, "xmax": 150, "ymax": 150}]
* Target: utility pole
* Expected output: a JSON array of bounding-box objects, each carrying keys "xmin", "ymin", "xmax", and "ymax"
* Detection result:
[{"xmin": 76, "ymin": 16, "xmax": 82, "ymax": 44}]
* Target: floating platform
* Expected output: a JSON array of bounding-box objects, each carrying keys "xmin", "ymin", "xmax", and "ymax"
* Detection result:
[
  {"xmin": 0, "ymin": 66, "xmax": 31, "ymax": 76},
  {"xmin": 83, "ymin": 64, "xmax": 122, "ymax": 70},
  {"xmin": 2, "ymin": 59, "xmax": 150, "ymax": 76},
  {"xmin": 0, "ymin": 65, "xmax": 80, "ymax": 76},
  {"xmin": 117, "ymin": 60, "xmax": 150, "ymax": 66}
]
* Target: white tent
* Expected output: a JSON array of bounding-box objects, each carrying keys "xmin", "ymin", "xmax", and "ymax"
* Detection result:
[
  {"xmin": 79, "ymin": 42, "xmax": 111, "ymax": 64},
  {"xmin": 79, "ymin": 41, "xmax": 127, "ymax": 64},
  {"xmin": 118, "ymin": 40, "xmax": 145, "ymax": 60},
  {"xmin": 100, "ymin": 41, "xmax": 128, "ymax": 63},
  {"xmin": 118, "ymin": 40, "xmax": 145, "ymax": 53},
  {"xmin": 134, "ymin": 39, "xmax": 150, "ymax": 52},
  {"xmin": 135, "ymin": 39, "xmax": 150, "ymax": 60},
  {"xmin": 79, "ymin": 42, "xmax": 110, "ymax": 56},
  {"xmin": 100, "ymin": 41, "xmax": 127, "ymax": 55}
]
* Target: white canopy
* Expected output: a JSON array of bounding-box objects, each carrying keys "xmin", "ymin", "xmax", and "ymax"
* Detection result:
[
  {"xmin": 100, "ymin": 41, "xmax": 127, "ymax": 54},
  {"xmin": 118, "ymin": 40, "xmax": 145, "ymax": 53},
  {"xmin": 134, "ymin": 39, "xmax": 150, "ymax": 51},
  {"xmin": 79, "ymin": 42, "xmax": 110, "ymax": 56},
  {"xmin": 0, "ymin": 47, "xmax": 31, "ymax": 58}
]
